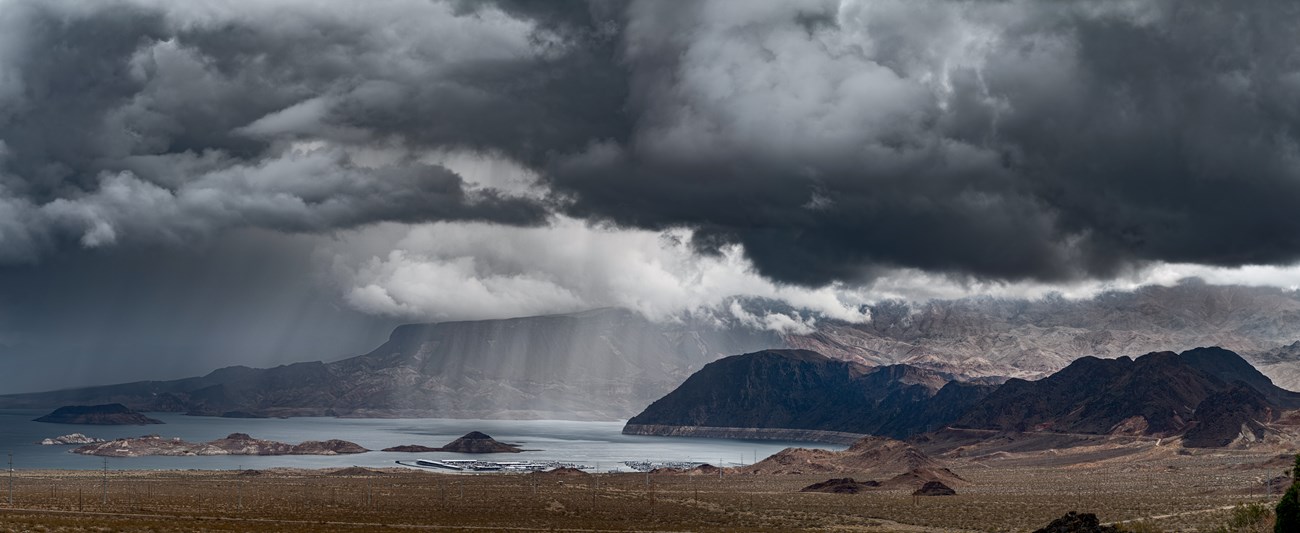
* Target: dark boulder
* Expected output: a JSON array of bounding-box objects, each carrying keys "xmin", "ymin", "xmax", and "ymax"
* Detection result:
[
  {"xmin": 1032, "ymin": 512, "xmax": 1119, "ymax": 533},
  {"xmin": 800, "ymin": 478, "xmax": 880, "ymax": 494},
  {"xmin": 911, "ymin": 481, "xmax": 956, "ymax": 496}
]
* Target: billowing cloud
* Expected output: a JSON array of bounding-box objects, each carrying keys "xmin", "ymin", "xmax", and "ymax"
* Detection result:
[
  {"xmin": 327, "ymin": 216, "xmax": 871, "ymax": 328},
  {"xmin": 548, "ymin": 0, "xmax": 1300, "ymax": 286},
  {"xmin": 0, "ymin": 0, "xmax": 557, "ymax": 256}
]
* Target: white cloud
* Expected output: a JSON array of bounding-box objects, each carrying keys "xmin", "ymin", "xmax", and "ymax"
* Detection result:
[
  {"xmin": 324, "ymin": 216, "xmax": 872, "ymax": 329},
  {"xmin": 322, "ymin": 214, "xmax": 1300, "ymax": 329}
]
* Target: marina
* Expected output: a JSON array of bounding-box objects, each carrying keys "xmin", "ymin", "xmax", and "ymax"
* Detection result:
[{"xmin": 397, "ymin": 459, "xmax": 592, "ymax": 472}]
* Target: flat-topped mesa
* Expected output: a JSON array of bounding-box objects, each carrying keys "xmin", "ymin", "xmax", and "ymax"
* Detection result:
[
  {"xmin": 384, "ymin": 431, "xmax": 525, "ymax": 453},
  {"xmin": 0, "ymin": 308, "xmax": 780, "ymax": 420},
  {"xmin": 34, "ymin": 404, "xmax": 163, "ymax": 425}
]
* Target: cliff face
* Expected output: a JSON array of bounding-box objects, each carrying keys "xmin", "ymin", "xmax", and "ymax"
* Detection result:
[
  {"xmin": 1, "ymin": 309, "xmax": 780, "ymax": 420},
  {"xmin": 624, "ymin": 350, "xmax": 994, "ymax": 440}
]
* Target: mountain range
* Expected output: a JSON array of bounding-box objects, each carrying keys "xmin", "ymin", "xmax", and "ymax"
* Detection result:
[
  {"xmin": 785, "ymin": 281, "xmax": 1300, "ymax": 387},
  {"xmin": 625, "ymin": 346, "xmax": 1299, "ymax": 448},
  {"xmin": 3, "ymin": 281, "xmax": 1299, "ymax": 423}
]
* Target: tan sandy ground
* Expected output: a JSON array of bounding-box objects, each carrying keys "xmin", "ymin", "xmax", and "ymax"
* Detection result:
[{"xmin": 0, "ymin": 441, "xmax": 1289, "ymax": 533}]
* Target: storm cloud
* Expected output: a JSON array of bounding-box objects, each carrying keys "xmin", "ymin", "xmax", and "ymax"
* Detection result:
[
  {"xmin": 1, "ymin": 1, "xmax": 1300, "ymax": 288},
  {"xmin": 5, "ymin": 0, "xmax": 1300, "ymax": 390}
]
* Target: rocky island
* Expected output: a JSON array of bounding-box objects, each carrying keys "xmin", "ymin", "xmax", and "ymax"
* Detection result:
[
  {"xmin": 38, "ymin": 433, "xmax": 106, "ymax": 445},
  {"xmin": 382, "ymin": 431, "xmax": 525, "ymax": 453},
  {"xmin": 34, "ymin": 404, "xmax": 164, "ymax": 425},
  {"xmin": 73, "ymin": 433, "xmax": 368, "ymax": 457}
]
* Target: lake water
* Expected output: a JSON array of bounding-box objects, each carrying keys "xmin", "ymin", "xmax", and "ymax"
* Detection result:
[{"xmin": 0, "ymin": 410, "xmax": 843, "ymax": 471}]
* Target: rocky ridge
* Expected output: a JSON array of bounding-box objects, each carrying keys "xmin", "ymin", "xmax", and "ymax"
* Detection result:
[{"xmin": 629, "ymin": 346, "xmax": 1298, "ymax": 448}]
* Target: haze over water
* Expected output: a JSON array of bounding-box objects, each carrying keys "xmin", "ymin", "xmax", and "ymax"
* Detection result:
[{"xmin": 0, "ymin": 410, "xmax": 841, "ymax": 471}]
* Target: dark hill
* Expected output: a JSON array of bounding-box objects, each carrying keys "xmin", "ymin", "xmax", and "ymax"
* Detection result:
[
  {"xmin": 912, "ymin": 481, "xmax": 956, "ymax": 496},
  {"xmin": 955, "ymin": 348, "xmax": 1291, "ymax": 437},
  {"xmin": 628, "ymin": 346, "xmax": 1289, "ymax": 447},
  {"xmin": 433, "ymin": 432, "xmax": 523, "ymax": 453},
  {"xmin": 34, "ymin": 404, "xmax": 163, "ymax": 425},
  {"xmin": 625, "ymin": 350, "xmax": 994, "ymax": 440},
  {"xmin": 385, "ymin": 432, "xmax": 526, "ymax": 454},
  {"xmin": 1179, "ymin": 346, "xmax": 1300, "ymax": 407}
]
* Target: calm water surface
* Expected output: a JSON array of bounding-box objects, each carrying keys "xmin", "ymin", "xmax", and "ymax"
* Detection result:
[{"xmin": 0, "ymin": 410, "xmax": 843, "ymax": 471}]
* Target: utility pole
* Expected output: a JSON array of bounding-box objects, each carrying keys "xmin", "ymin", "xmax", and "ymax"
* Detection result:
[
  {"xmin": 7, "ymin": 452, "xmax": 13, "ymax": 507},
  {"xmin": 101, "ymin": 458, "xmax": 108, "ymax": 505},
  {"xmin": 649, "ymin": 479, "xmax": 655, "ymax": 520}
]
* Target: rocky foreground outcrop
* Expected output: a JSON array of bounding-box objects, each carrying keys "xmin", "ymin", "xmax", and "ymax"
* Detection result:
[
  {"xmin": 1032, "ymin": 512, "xmax": 1119, "ymax": 533},
  {"xmin": 74, "ymin": 433, "xmax": 367, "ymax": 457},
  {"xmin": 34, "ymin": 404, "xmax": 163, "ymax": 425},
  {"xmin": 738, "ymin": 436, "xmax": 965, "ymax": 491},
  {"xmin": 383, "ymin": 431, "xmax": 524, "ymax": 453}
]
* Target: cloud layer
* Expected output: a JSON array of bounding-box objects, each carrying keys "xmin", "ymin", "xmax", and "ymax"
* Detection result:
[{"xmin": 2, "ymin": 0, "xmax": 1300, "ymax": 330}]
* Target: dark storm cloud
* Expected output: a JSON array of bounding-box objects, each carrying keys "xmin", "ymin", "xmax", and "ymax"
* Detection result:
[
  {"xmin": 2, "ymin": 0, "xmax": 1300, "ymax": 287},
  {"xmin": 537, "ymin": 0, "xmax": 1300, "ymax": 286},
  {"xmin": 0, "ymin": 0, "xmax": 554, "ymax": 257}
]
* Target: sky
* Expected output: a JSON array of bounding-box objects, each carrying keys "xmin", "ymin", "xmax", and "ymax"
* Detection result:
[{"xmin": 2, "ymin": 0, "xmax": 1300, "ymax": 392}]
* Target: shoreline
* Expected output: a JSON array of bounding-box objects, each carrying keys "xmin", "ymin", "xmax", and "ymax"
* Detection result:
[{"xmin": 621, "ymin": 424, "xmax": 867, "ymax": 445}]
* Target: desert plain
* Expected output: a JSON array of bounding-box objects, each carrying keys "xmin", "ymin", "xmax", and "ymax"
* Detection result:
[{"xmin": 0, "ymin": 433, "xmax": 1290, "ymax": 533}]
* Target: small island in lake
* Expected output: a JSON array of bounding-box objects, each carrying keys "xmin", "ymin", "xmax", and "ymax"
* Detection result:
[
  {"xmin": 74, "ymin": 433, "xmax": 368, "ymax": 457},
  {"xmin": 38, "ymin": 433, "xmax": 106, "ymax": 445},
  {"xmin": 34, "ymin": 404, "xmax": 164, "ymax": 425},
  {"xmin": 383, "ymin": 431, "xmax": 525, "ymax": 453}
]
